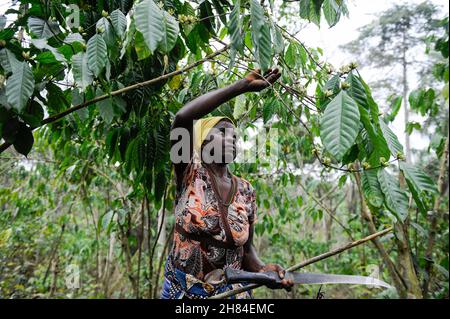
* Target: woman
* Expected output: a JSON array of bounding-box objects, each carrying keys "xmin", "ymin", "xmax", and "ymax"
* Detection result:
[{"xmin": 161, "ymin": 68, "xmax": 293, "ymax": 299}]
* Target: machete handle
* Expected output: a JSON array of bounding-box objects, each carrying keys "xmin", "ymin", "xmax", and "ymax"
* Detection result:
[{"xmin": 224, "ymin": 268, "xmax": 283, "ymax": 288}]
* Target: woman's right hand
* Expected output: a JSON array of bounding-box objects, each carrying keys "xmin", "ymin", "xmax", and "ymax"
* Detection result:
[{"xmin": 243, "ymin": 68, "xmax": 281, "ymax": 92}]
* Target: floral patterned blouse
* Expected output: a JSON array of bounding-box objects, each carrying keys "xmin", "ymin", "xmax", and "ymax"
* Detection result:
[{"xmin": 169, "ymin": 161, "xmax": 257, "ymax": 281}]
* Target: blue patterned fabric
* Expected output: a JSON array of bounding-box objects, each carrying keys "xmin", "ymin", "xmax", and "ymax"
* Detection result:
[{"xmin": 160, "ymin": 255, "xmax": 253, "ymax": 299}]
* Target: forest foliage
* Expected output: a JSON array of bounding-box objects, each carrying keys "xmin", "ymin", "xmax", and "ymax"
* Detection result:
[{"xmin": 0, "ymin": 0, "xmax": 448, "ymax": 299}]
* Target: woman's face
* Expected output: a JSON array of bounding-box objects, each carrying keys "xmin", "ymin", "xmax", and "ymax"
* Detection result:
[{"xmin": 201, "ymin": 120, "xmax": 237, "ymax": 164}]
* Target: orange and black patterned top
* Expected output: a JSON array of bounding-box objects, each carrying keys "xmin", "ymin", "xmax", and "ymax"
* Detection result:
[{"xmin": 169, "ymin": 161, "xmax": 257, "ymax": 281}]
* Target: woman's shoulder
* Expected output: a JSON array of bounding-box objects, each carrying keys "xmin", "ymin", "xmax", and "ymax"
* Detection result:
[{"xmin": 234, "ymin": 175, "xmax": 255, "ymax": 196}]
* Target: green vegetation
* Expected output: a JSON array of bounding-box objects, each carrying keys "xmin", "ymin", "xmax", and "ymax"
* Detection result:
[{"xmin": 0, "ymin": 0, "xmax": 448, "ymax": 299}]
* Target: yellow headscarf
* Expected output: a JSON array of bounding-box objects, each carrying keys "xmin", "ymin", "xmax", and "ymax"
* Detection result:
[{"xmin": 193, "ymin": 116, "xmax": 234, "ymax": 162}]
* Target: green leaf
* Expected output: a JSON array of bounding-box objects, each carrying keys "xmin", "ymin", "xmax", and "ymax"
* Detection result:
[
  {"xmin": 361, "ymin": 168, "xmax": 384, "ymax": 208},
  {"xmin": 22, "ymin": 100, "xmax": 44, "ymax": 128},
  {"xmin": 72, "ymin": 52, "xmax": 93, "ymax": 92},
  {"xmin": 380, "ymin": 119, "xmax": 403, "ymax": 157},
  {"xmin": 27, "ymin": 17, "xmax": 60, "ymax": 39},
  {"xmin": 405, "ymin": 121, "xmax": 421, "ymax": 135},
  {"xmin": 386, "ymin": 96, "xmax": 402, "ymax": 122},
  {"xmin": 347, "ymin": 74, "xmax": 391, "ymax": 165},
  {"xmin": 320, "ymin": 91, "xmax": 360, "ymax": 160},
  {"xmin": 87, "ymin": 34, "xmax": 107, "ymax": 77},
  {"xmin": 233, "ymin": 93, "xmax": 246, "ymax": 118},
  {"xmin": 0, "ymin": 48, "xmax": 20, "ymax": 73},
  {"xmin": 0, "ymin": 15, "xmax": 6, "ymax": 31},
  {"xmin": 399, "ymin": 162, "xmax": 438, "ymax": 213},
  {"xmin": 263, "ymin": 97, "xmax": 275, "ymax": 123},
  {"xmin": 134, "ymin": 0, "xmax": 164, "ymax": 54},
  {"xmin": 135, "ymin": 31, "xmax": 151, "ymax": 60},
  {"xmin": 324, "ymin": 74, "xmax": 341, "ymax": 93},
  {"xmin": 6, "ymin": 62, "xmax": 35, "ymax": 113},
  {"xmin": 322, "ymin": 0, "xmax": 340, "ymax": 27},
  {"xmin": 250, "ymin": 0, "xmax": 272, "ymax": 72},
  {"xmin": 271, "ymin": 22, "xmax": 284, "ymax": 55},
  {"xmin": 13, "ymin": 122, "xmax": 34, "ymax": 156},
  {"xmin": 346, "ymin": 71, "xmax": 369, "ymax": 109},
  {"xmin": 96, "ymin": 17, "xmax": 116, "ymax": 47},
  {"xmin": 359, "ymin": 105, "xmax": 390, "ymax": 165},
  {"xmin": 229, "ymin": 0, "xmax": 243, "ymax": 53},
  {"xmin": 158, "ymin": 11, "xmax": 179, "ymax": 53},
  {"xmin": 96, "ymin": 88, "xmax": 114, "ymax": 124},
  {"xmin": 285, "ymin": 42, "xmax": 298, "ymax": 68},
  {"xmin": 377, "ymin": 168, "xmax": 409, "ymax": 221},
  {"xmin": 110, "ymin": 9, "xmax": 127, "ymax": 38},
  {"xmin": 299, "ymin": 0, "xmax": 324, "ymax": 27}
]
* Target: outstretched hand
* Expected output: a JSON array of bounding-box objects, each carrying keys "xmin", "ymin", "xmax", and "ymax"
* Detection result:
[{"xmin": 244, "ymin": 68, "xmax": 281, "ymax": 92}]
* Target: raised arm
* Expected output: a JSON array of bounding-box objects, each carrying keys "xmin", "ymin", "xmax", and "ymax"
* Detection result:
[{"xmin": 171, "ymin": 68, "xmax": 281, "ymax": 186}]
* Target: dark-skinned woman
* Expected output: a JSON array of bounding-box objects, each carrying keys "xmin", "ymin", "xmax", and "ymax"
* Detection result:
[{"xmin": 161, "ymin": 68, "xmax": 293, "ymax": 299}]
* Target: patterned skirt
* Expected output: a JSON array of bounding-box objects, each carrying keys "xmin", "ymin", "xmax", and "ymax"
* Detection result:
[{"xmin": 160, "ymin": 254, "xmax": 253, "ymax": 299}]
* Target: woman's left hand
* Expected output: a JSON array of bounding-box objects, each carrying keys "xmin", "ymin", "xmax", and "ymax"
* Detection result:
[{"xmin": 259, "ymin": 263, "xmax": 294, "ymax": 291}]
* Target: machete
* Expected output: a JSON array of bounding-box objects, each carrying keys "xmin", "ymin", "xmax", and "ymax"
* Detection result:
[{"xmin": 225, "ymin": 268, "xmax": 393, "ymax": 289}]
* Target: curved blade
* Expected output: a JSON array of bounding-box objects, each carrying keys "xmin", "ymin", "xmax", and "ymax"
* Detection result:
[{"xmin": 287, "ymin": 272, "xmax": 393, "ymax": 289}]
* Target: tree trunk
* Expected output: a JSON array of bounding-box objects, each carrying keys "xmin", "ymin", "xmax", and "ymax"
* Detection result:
[
  {"xmin": 394, "ymin": 221, "xmax": 423, "ymax": 298},
  {"xmin": 402, "ymin": 43, "xmax": 411, "ymax": 163},
  {"xmin": 422, "ymin": 136, "xmax": 449, "ymax": 298}
]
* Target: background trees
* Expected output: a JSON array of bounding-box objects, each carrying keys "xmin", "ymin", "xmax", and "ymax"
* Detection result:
[{"xmin": 0, "ymin": 0, "xmax": 448, "ymax": 299}]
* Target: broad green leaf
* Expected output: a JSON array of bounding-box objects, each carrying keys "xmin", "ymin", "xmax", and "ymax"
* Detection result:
[
  {"xmin": 31, "ymin": 38, "xmax": 66, "ymax": 64},
  {"xmin": 322, "ymin": 0, "xmax": 340, "ymax": 27},
  {"xmin": 110, "ymin": 9, "xmax": 127, "ymax": 38},
  {"xmin": 320, "ymin": 91, "xmax": 360, "ymax": 160},
  {"xmin": 65, "ymin": 33, "xmax": 85, "ymax": 45},
  {"xmin": 380, "ymin": 119, "xmax": 403, "ymax": 157},
  {"xmin": 6, "ymin": 62, "xmax": 35, "ymax": 113},
  {"xmin": 359, "ymin": 105, "xmax": 390, "ymax": 165},
  {"xmin": 299, "ymin": 0, "xmax": 324, "ymax": 27},
  {"xmin": 377, "ymin": 168, "xmax": 409, "ymax": 221},
  {"xmin": 135, "ymin": 31, "xmax": 151, "ymax": 60},
  {"xmin": 135, "ymin": 0, "xmax": 164, "ymax": 54},
  {"xmin": 263, "ymin": 97, "xmax": 276, "ymax": 123},
  {"xmin": 233, "ymin": 93, "xmax": 246, "ymax": 118},
  {"xmin": 359, "ymin": 76, "xmax": 380, "ymax": 126},
  {"xmin": 229, "ymin": 0, "xmax": 243, "ymax": 53},
  {"xmin": 96, "ymin": 88, "xmax": 114, "ymax": 124},
  {"xmin": 72, "ymin": 52, "xmax": 93, "ymax": 92},
  {"xmin": 250, "ymin": 0, "xmax": 272, "ymax": 72},
  {"xmin": 346, "ymin": 71, "xmax": 369, "ymax": 109},
  {"xmin": 27, "ymin": 17, "xmax": 60, "ymax": 39},
  {"xmin": 96, "ymin": 17, "xmax": 116, "ymax": 47},
  {"xmin": 347, "ymin": 74, "xmax": 391, "ymax": 164},
  {"xmin": 0, "ymin": 48, "xmax": 20, "ymax": 73},
  {"xmin": 272, "ymin": 22, "xmax": 284, "ymax": 54},
  {"xmin": 324, "ymin": 74, "xmax": 341, "ymax": 93},
  {"xmin": 361, "ymin": 168, "xmax": 384, "ymax": 208},
  {"xmin": 285, "ymin": 42, "xmax": 298, "ymax": 68},
  {"xmin": 86, "ymin": 34, "xmax": 107, "ymax": 77},
  {"xmin": 13, "ymin": 122, "xmax": 34, "ymax": 156},
  {"xmin": 386, "ymin": 95, "xmax": 402, "ymax": 122},
  {"xmin": 158, "ymin": 11, "xmax": 179, "ymax": 53},
  {"xmin": 400, "ymin": 162, "xmax": 438, "ymax": 213},
  {"xmin": 22, "ymin": 100, "xmax": 44, "ymax": 128}
]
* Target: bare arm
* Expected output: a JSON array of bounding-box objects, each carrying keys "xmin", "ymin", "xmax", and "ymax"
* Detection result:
[
  {"xmin": 171, "ymin": 68, "xmax": 281, "ymax": 188},
  {"xmin": 243, "ymin": 224, "xmax": 294, "ymax": 290}
]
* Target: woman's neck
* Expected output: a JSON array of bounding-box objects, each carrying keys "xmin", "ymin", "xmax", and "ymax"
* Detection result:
[{"xmin": 204, "ymin": 162, "xmax": 229, "ymax": 178}]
